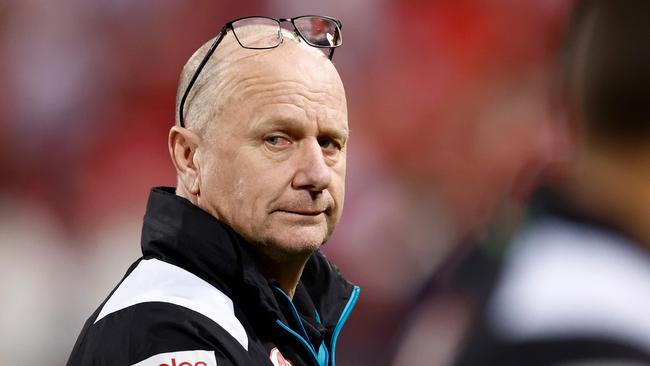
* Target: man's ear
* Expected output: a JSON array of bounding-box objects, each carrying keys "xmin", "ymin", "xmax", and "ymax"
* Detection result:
[{"xmin": 169, "ymin": 126, "xmax": 202, "ymax": 195}]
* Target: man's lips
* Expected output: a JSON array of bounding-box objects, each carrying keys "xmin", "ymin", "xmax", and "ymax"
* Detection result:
[{"xmin": 275, "ymin": 209, "xmax": 326, "ymax": 216}]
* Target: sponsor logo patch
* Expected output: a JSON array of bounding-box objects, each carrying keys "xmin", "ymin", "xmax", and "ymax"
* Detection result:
[
  {"xmin": 131, "ymin": 350, "xmax": 217, "ymax": 366},
  {"xmin": 269, "ymin": 348, "xmax": 294, "ymax": 366}
]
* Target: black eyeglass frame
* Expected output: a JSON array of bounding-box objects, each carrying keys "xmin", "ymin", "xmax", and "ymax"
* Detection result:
[{"xmin": 178, "ymin": 15, "xmax": 343, "ymax": 127}]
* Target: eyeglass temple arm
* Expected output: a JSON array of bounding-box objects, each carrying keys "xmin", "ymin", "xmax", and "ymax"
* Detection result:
[{"xmin": 178, "ymin": 27, "xmax": 228, "ymax": 127}]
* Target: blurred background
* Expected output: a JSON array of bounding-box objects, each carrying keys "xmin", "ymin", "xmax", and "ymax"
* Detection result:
[{"xmin": 0, "ymin": 0, "xmax": 575, "ymax": 365}]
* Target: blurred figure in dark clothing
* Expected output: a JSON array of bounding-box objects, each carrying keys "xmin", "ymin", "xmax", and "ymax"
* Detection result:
[{"xmin": 456, "ymin": 1, "xmax": 650, "ymax": 364}]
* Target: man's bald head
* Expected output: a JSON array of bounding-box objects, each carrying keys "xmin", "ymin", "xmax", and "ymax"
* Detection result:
[{"xmin": 175, "ymin": 25, "xmax": 339, "ymax": 136}]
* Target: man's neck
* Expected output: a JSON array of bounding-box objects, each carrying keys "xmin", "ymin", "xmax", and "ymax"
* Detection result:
[
  {"xmin": 251, "ymin": 247, "xmax": 313, "ymax": 299},
  {"xmin": 566, "ymin": 143, "xmax": 650, "ymax": 247}
]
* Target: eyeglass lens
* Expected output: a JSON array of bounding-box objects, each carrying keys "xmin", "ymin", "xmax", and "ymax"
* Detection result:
[
  {"xmin": 294, "ymin": 17, "xmax": 341, "ymax": 47},
  {"xmin": 232, "ymin": 17, "xmax": 282, "ymax": 49}
]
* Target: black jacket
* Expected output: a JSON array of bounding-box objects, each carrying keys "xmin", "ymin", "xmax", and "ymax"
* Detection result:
[{"xmin": 68, "ymin": 187, "xmax": 360, "ymax": 366}]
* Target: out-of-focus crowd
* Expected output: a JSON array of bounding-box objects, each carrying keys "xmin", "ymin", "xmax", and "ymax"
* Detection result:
[{"xmin": 0, "ymin": 1, "xmax": 574, "ymax": 365}]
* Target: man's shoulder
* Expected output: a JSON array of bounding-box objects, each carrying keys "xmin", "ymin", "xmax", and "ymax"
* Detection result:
[
  {"xmin": 68, "ymin": 302, "xmax": 237, "ymax": 365},
  {"xmin": 488, "ymin": 217, "xmax": 650, "ymax": 337},
  {"xmin": 67, "ymin": 259, "xmax": 251, "ymax": 365},
  {"xmin": 458, "ymin": 217, "xmax": 650, "ymax": 365},
  {"xmin": 97, "ymin": 258, "xmax": 248, "ymax": 348}
]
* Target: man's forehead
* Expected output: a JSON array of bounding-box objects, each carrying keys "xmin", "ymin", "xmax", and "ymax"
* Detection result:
[{"xmin": 183, "ymin": 24, "xmax": 346, "ymax": 135}]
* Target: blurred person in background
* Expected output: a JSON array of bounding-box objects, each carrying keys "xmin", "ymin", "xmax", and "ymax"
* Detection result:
[
  {"xmin": 455, "ymin": 0, "xmax": 650, "ymax": 364},
  {"xmin": 67, "ymin": 16, "xmax": 359, "ymax": 366},
  {"xmin": 373, "ymin": 2, "xmax": 572, "ymax": 365}
]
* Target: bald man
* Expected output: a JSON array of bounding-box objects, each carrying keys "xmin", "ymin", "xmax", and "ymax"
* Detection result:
[{"xmin": 67, "ymin": 16, "xmax": 359, "ymax": 366}]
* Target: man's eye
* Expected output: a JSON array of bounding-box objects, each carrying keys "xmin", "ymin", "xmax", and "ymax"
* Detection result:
[
  {"xmin": 265, "ymin": 135, "xmax": 290, "ymax": 147},
  {"xmin": 318, "ymin": 138, "xmax": 340, "ymax": 151}
]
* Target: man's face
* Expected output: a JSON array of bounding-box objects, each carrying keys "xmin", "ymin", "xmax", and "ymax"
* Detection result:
[{"xmin": 196, "ymin": 43, "xmax": 348, "ymax": 255}]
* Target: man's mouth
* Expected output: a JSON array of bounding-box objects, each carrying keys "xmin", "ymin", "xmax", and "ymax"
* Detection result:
[{"xmin": 276, "ymin": 209, "xmax": 325, "ymax": 216}]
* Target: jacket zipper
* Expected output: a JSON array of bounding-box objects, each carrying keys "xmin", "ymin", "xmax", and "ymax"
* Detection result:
[
  {"xmin": 273, "ymin": 285, "xmax": 360, "ymax": 366},
  {"xmin": 329, "ymin": 285, "xmax": 360, "ymax": 366}
]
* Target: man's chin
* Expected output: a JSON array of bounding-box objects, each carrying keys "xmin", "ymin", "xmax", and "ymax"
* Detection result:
[
  {"xmin": 258, "ymin": 227, "xmax": 329, "ymax": 255},
  {"xmin": 274, "ymin": 235, "xmax": 325, "ymax": 254}
]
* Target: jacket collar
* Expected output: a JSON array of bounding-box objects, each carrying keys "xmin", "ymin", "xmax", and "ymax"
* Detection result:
[{"xmin": 140, "ymin": 187, "xmax": 356, "ymax": 330}]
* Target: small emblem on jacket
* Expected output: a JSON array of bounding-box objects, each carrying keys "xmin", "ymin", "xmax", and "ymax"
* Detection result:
[
  {"xmin": 269, "ymin": 348, "xmax": 294, "ymax": 366},
  {"xmin": 131, "ymin": 350, "xmax": 217, "ymax": 366}
]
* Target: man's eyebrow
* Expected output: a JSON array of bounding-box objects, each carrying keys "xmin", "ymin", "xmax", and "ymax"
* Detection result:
[
  {"xmin": 251, "ymin": 115, "xmax": 307, "ymax": 134},
  {"xmin": 251, "ymin": 111, "xmax": 348, "ymax": 138}
]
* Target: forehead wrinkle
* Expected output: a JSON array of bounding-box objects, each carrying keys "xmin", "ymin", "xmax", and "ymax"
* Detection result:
[
  {"xmin": 250, "ymin": 87, "xmax": 346, "ymax": 130},
  {"xmin": 230, "ymin": 76, "xmax": 345, "ymax": 110}
]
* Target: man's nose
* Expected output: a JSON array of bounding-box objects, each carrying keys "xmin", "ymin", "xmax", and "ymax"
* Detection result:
[{"xmin": 292, "ymin": 140, "xmax": 332, "ymax": 192}]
